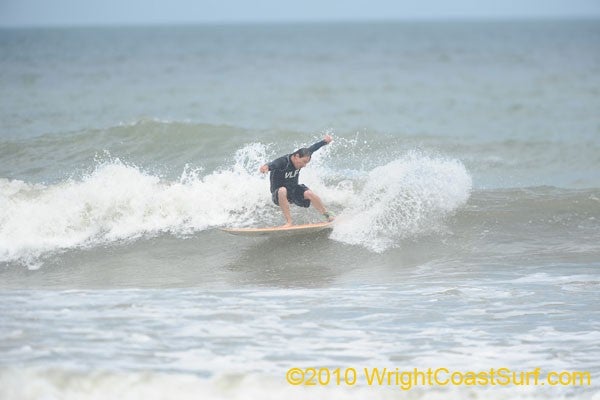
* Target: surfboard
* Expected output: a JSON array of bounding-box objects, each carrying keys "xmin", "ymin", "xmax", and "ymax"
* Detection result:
[{"xmin": 220, "ymin": 221, "xmax": 334, "ymax": 237}]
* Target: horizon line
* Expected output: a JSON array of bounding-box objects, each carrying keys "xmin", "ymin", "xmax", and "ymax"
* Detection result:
[{"xmin": 1, "ymin": 14, "xmax": 599, "ymax": 29}]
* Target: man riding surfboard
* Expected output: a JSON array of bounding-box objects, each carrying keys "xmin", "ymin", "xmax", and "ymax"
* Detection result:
[{"xmin": 259, "ymin": 135, "xmax": 335, "ymax": 227}]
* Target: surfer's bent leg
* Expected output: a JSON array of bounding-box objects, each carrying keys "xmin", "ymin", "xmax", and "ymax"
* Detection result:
[
  {"xmin": 303, "ymin": 190, "xmax": 332, "ymax": 220},
  {"xmin": 276, "ymin": 187, "xmax": 293, "ymax": 226}
]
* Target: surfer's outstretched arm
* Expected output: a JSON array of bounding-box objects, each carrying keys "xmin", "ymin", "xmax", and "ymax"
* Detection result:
[{"xmin": 307, "ymin": 134, "xmax": 333, "ymax": 154}]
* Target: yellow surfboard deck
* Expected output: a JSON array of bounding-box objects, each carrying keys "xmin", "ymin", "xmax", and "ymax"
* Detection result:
[{"xmin": 220, "ymin": 221, "xmax": 334, "ymax": 237}]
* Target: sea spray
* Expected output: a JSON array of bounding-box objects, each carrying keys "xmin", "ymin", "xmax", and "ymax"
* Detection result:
[{"xmin": 330, "ymin": 151, "xmax": 472, "ymax": 252}]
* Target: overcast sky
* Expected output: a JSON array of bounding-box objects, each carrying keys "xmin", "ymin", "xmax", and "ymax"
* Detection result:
[{"xmin": 1, "ymin": 0, "xmax": 599, "ymax": 27}]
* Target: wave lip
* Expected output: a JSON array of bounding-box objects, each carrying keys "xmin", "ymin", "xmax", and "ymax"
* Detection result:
[{"xmin": 330, "ymin": 151, "xmax": 472, "ymax": 252}]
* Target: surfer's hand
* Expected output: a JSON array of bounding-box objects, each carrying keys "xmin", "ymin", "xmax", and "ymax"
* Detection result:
[
  {"xmin": 323, "ymin": 134, "xmax": 333, "ymax": 144},
  {"xmin": 259, "ymin": 164, "xmax": 269, "ymax": 173}
]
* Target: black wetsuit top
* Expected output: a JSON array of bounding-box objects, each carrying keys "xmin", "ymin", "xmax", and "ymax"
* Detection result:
[{"xmin": 266, "ymin": 140, "xmax": 328, "ymax": 193}]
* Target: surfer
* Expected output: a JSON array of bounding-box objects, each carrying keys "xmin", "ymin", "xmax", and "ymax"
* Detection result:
[{"xmin": 259, "ymin": 135, "xmax": 335, "ymax": 227}]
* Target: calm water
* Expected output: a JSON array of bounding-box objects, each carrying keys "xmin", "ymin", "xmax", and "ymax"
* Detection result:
[{"xmin": 1, "ymin": 20, "xmax": 599, "ymax": 399}]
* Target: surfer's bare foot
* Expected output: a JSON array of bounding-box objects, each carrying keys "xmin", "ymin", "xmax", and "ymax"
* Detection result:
[
  {"xmin": 323, "ymin": 211, "xmax": 335, "ymax": 222},
  {"xmin": 282, "ymin": 221, "xmax": 293, "ymax": 227}
]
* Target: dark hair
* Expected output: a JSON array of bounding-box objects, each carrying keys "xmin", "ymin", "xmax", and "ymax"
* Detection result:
[{"xmin": 292, "ymin": 148, "xmax": 312, "ymax": 158}]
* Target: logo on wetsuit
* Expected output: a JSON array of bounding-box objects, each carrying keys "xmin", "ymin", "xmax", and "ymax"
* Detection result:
[{"xmin": 285, "ymin": 170, "xmax": 300, "ymax": 179}]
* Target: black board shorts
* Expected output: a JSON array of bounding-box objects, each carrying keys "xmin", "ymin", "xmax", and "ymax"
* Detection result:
[{"xmin": 272, "ymin": 184, "xmax": 311, "ymax": 208}]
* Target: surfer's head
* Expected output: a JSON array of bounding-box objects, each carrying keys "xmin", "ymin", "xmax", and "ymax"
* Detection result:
[{"xmin": 291, "ymin": 148, "xmax": 312, "ymax": 169}]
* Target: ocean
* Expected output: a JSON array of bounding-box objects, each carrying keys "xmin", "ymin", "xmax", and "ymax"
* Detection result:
[{"xmin": 0, "ymin": 20, "xmax": 599, "ymax": 399}]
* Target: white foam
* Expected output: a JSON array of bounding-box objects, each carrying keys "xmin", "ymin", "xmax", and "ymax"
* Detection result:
[
  {"xmin": 0, "ymin": 367, "xmax": 593, "ymax": 400},
  {"xmin": 330, "ymin": 151, "xmax": 472, "ymax": 252},
  {"xmin": 0, "ymin": 144, "xmax": 271, "ymax": 265}
]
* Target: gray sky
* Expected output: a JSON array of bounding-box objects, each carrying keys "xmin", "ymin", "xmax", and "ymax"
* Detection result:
[{"xmin": 1, "ymin": 0, "xmax": 599, "ymax": 27}]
